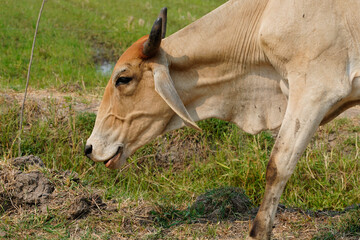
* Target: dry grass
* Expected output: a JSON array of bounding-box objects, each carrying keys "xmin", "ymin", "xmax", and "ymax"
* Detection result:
[{"xmin": 1, "ymin": 159, "xmax": 358, "ymax": 240}]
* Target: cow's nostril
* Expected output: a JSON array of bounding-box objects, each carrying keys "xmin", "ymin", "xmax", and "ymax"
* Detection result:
[{"xmin": 84, "ymin": 145, "xmax": 93, "ymax": 156}]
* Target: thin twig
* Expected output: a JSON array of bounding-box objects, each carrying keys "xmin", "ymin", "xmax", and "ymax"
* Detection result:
[{"xmin": 18, "ymin": 0, "xmax": 46, "ymax": 157}]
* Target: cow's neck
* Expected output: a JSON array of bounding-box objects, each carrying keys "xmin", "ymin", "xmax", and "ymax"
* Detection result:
[
  {"xmin": 162, "ymin": 0, "xmax": 281, "ymax": 133},
  {"xmin": 164, "ymin": 0, "xmax": 269, "ymax": 70}
]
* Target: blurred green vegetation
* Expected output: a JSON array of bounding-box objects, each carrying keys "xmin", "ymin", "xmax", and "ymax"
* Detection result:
[{"xmin": 0, "ymin": 0, "xmax": 226, "ymax": 90}]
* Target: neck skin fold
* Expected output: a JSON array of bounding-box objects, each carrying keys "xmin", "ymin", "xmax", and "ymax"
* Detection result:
[{"xmin": 160, "ymin": 0, "xmax": 285, "ymax": 134}]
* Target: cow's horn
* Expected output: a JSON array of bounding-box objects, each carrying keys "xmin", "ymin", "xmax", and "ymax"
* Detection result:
[
  {"xmin": 158, "ymin": 7, "xmax": 167, "ymax": 39},
  {"xmin": 143, "ymin": 17, "xmax": 163, "ymax": 58},
  {"xmin": 143, "ymin": 7, "xmax": 167, "ymax": 58}
]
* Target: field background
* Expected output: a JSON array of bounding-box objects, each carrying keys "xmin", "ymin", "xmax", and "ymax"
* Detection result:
[{"xmin": 1, "ymin": 0, "xmax": 359, "ymax": 239}]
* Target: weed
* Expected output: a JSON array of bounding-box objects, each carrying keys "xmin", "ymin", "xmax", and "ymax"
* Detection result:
[{"xmin": 189, "ymin": 187, "xmax": 253, "ymax": 220}]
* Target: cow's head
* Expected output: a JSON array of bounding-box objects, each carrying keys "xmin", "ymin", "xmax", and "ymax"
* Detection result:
[{"xmin": 85, "ymin": 8, "xmax": 199, "ymax": 169}]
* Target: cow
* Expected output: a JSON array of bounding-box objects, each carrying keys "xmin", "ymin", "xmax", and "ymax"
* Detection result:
[{"xmin": 85, "ymin": 0, "xmax": 360, "ymax": 239}]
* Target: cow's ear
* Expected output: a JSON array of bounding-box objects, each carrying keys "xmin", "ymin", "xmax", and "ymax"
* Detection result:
[{"xmin": 153, "ymin": 65, "xmax": 201, "ymax": 131}]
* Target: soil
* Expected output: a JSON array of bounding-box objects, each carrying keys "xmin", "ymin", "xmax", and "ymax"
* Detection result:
[
  {"xmin": 12, "ymin": 171, "xmax": 54, "ymax": 205},
  {"xmin": 11, "ymin": 155, "xmax": 45, "ymax": 170},
  {"xmin": 67, "ymin": 194, "xmax": 107, "ymax": 219},
  {"xmin": 0, "ymin": 156, "xmax": 52, "ymax": 209},
  {"xmin": 0, "ymin": 156, "xmax": 111, "ymax": 219},
  {"xmin": 2, "ymin": 89, "xmax": 360, "ymax": 118},
  {"xmin": 0, "ymin": 88, "xmax": 101, "ymax": 114}
]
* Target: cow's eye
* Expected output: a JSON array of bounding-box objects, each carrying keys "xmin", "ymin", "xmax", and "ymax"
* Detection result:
[{"xmin": 115, "ymin": 77, "xmax": 132, "ymax": 87}]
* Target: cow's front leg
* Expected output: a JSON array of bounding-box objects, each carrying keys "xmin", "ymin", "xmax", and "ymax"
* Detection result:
[
  {"xmin": 247, "ymin": 113, "xmax": 321, "ymax": 239},
  {"xmin": 246, "ymin": 72, "xmax": 350, "ymax": 239}
]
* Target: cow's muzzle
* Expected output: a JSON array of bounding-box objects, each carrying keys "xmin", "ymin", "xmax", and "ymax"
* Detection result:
[
  {"xmin": 84, "ymin": 144, "xmax": 93, "ymax": 157},
  {"xmin": 84, "ymin": 143, "xmax": 124, "ymax": 168},
  {"xmin": 103, "ymin": 146, "xmax": 123, "ymax": 168}
]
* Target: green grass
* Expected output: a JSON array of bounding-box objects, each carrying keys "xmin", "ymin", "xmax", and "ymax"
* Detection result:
[
  {"xmin": 1, "ymin": 97, "xmax": 359, "ymax": 210},
  {"xmin": 1, "ymin": 97, "xmax": 359, "ymax": 239},
  {"xmin": 150, "ymin": 186, "xmax": 253, "ymax": 228},
  {"xmin": 0, "ymin": 0, "xmax": 226, "ymax": 91}
]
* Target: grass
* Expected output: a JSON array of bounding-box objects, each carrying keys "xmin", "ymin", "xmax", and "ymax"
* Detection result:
[
  {"xmin": 150, "ymin": 186, "xmax": 253, "ymax": 228},
  {"xmin": 312, "ymin": 208, "xmax": 360, "ymax": 239},
  {"xmin": 1, "ymin": 96, "xmax": 359, "ymax": 238},
  {"xmin": 1, "ymin": 95, "xmax": 359, "ymax": 211},
  {"xmin": 0, "ymin": 0, "xmax": 227, "ymax": 91}
]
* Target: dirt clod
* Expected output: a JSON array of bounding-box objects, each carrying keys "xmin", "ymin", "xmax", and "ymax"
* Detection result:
[
  {"xmin": 68, "ymin": 194, "xmax": 107, "ymax": 219},
  {"xmin": 1, "ymin": 155, "xmax": 110, "ymax": 222},
  {"xmin": 68, "ymin": 197, "xmax": 91, "ymax": 219},
  {"xmin": 1, "ymin": 156, "xmax": 55, "ymax": 211},
  {"xmin": 13, "ymin": 171, "xmax": 55, "ymax": 205},
  {"xmin": 11, "ymin": 155, "xmax": 44, "ymax": 170}
]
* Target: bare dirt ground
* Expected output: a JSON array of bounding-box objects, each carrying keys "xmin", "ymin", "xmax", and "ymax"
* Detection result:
[
  {"xmin": 2, "ymin": 88, "xmax": 360, "ymax": 118},
  {"xmin": 0, "ymin": 88, "xmax": 101, "ymax": 114},
  {"xmin": 1, "ymin": 89, "xmax": 360, "ymax": 239}
]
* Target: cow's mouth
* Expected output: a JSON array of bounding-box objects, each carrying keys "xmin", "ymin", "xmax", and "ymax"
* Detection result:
[{"xmin": 104, "ymin": 146, "xmax": 123, "ymax": 168}]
